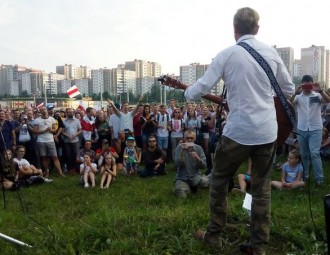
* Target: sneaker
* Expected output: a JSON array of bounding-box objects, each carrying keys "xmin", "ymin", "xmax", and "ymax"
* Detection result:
[
  {"xmin": 239, "ymin": 243, "xmax": 254, "ymax": 255},
  {"xmin": 104, "ymin": 185, "xmax": 109, "ymax": 189},
  {"xmin": 44, "ymin": 178, "xmax": 53, "ymax": 183},
  {"xmin": 84, "ymin": 183, "xmax": 89, "ymax": 189},
  {"xmin": 316, "ymin": 181, "xmax": 324, "ymax": 188},
  {"xmin": 194, "ymin": 230, "xmax": 223, "ymax": 248}
]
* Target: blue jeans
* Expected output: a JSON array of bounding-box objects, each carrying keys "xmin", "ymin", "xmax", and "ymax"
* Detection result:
[
  {"xmin": 157, "ymin": 136, "xmax": 169, "ymax": 150},
  {"xmin": 297, "ymin": 129, "xmax": 323, "ymax": 183}
]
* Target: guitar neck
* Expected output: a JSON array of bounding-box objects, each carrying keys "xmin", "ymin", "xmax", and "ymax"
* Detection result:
[{"xmin": 160, "ymin": 77, "xmax": 223, "ymax": 104}]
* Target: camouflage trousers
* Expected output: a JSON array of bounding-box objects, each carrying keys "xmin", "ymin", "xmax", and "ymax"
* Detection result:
[{"xmin": 207, "ymin": 136, "xmax": 276, "ymax": 253}]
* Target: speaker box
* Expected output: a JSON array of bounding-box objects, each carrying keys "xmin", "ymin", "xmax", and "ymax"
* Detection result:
[{"xmin": 324, "ymin": 195, "xmax": 330, "ymax": 255}]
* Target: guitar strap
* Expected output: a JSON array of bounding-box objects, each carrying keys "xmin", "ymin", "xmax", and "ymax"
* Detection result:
[{"xmin": 237, "ymin": 42, "xmax": 296, "ymax": 128}]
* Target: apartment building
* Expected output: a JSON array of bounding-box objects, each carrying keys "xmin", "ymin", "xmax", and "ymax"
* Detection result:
[
  {"xmin": 125, "ymin": 59, "xmax": 161, "ymax": 78},
  {"xmin": 56, "ymin": 64, "xmax": 76, "ymax": 80},
  {"xmin": 276, "ymin": 47, "xmax": 294, "ymax": 78}
]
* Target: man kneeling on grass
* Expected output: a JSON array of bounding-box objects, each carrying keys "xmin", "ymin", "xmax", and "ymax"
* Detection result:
[{"xmin": 174, "ymin": 130, "xmax": 209, "ymax": 198}]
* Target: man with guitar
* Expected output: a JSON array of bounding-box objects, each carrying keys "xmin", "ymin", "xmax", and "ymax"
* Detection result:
[{"xmin": 183, "ymin": 7, "xmax": 294, "ymax": 255}]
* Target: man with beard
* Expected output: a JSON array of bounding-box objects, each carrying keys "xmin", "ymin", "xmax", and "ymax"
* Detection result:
[{"xmin": 62, "ymin": 108, "xmax": 82, "ymax": 173}]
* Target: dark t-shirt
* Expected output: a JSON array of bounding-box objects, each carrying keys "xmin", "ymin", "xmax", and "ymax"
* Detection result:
[{"xmin": 0, "ymin": 120, "xmax": 14, "ymax": 152}]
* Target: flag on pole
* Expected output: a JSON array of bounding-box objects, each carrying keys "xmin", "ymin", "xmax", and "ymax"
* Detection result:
[
  {"xmin": 77, "ymin": 101, "xmax": 87, "ymax": 113},
  {"xmin": 67, "ymin": 85, "xmax": 80, "ymax": 98}
]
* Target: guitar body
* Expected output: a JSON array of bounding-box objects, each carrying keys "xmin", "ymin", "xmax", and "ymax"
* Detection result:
[
  {"xmin": 274, "ymin": 97, "xmax": 295, "ymax": 147},
  {"xmin": 158, "ymin": 75, "xmax": 294, "ymax": 146}
]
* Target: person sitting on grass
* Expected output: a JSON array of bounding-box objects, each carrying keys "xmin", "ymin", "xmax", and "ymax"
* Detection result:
[
  {"xmin": 232, "ymin": 158, "xmax": 252, "ymax": 194},
  {"xmin": 139, "ymin": 134, "xmax": 166, "ymax": 177},
  {"xmin": 271, "ymin": 149, "xmax": 305, "ymax": 190},
  {"xmin": 99, "ymin": 152, "xmax": 116, "ymax": 189},
  {"xmin": 174, "ymin": 130, "xmax": 208, "ymax": 199},
  {"xmin": 0, "ymin": 149, "xmax": 19, "ymax": 190},
  {"xmin": 80, "ymin": 152, "xmax": 98, "ymax": 188},
  {"xmin": 14, "ymin": 145, "xmax": 53, "ymax": 184}
]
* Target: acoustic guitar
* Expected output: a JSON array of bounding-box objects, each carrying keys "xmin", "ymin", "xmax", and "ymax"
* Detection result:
[{"xmin": 158, "ymin": 75, "xmax": 295, "ymax": 146}]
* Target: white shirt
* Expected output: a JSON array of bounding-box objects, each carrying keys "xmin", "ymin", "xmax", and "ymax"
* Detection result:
[
  {"xmin": 185, "ymin": 35, "xmax": 294, "ymax": 145},
  {"xmin": 119, "ymin": 112, "xmax": 134, "ymax": 132},
  {"xmin": 157, "ymin": 113, "xmax": 171, "ymax": 137},
  {"xmin": 34, "ymin": 116, "xmax": 56, "ymax": 143},
  {"xmin": 109, "ymin": 113, "xmax": 120, "ymax": 139},
  {"xmin": 14, "ymin": 158, "xmax": 30, "ymax": 168},
  {"xmin": 294, "ymin": 92, "xmax": 323, "ymax": 131}
]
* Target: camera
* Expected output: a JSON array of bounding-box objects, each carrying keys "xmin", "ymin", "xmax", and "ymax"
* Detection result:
[{"xmin": 301, "ymin": 84, "xmax": 313, "ymax": 91}]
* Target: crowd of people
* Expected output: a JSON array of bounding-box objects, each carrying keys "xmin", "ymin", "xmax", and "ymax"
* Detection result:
[{"xmin": 0, "ymin": 98, "xmax": 226, "ymax": 190}]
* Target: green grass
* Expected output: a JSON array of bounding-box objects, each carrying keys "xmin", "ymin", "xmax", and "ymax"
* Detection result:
[{"xmin": 0, "ymin": 158, "xmax": 329, "ymax": 255}]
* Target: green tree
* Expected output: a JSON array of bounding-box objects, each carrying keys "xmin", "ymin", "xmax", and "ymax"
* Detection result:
[{"xmin": 20, "ymin": 90, "xmax": 29, "ymax": 97}]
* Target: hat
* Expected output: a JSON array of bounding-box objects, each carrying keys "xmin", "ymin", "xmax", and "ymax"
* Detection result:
[
  {"xmin": 127, "ymin": 136, "xmax": 135, "ymax": 141},
  {"xmin": 102, "ymin": 139, "xmax": 109, "ymax": 144}
]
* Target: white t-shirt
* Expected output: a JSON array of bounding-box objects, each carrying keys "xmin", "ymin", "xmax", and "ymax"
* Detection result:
[
  {"xmin": 14, "ymin": 158, "xmax": 30, "ymax": 168},
  {"xmin": 119, "ymin": 112, "xmax": 134, "ymax": 132},
  {"xmin": 157, "ymin": 113, "xmax": 171, "ymax": 137},
  {"xmin": 34, "ymin": 116, "xmax": 56, "ymax": 143},
  {"xmin": 80, "ymin": 162, "xmax": 98, "ymax": 173}
]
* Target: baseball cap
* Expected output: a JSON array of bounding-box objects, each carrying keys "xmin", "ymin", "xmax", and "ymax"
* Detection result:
[
  {"xmin": 127, "ymin": 136, "xmax": 135, "ymax": 141},
  {"xmin": 46, "ymin": 103, "xmax": 55, "ymax": 110}
]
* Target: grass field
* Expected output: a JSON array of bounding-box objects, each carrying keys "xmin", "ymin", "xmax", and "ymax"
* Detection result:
[{"xmin": 0, "ymin": 158, "xmax": 329, "ymax": 255}]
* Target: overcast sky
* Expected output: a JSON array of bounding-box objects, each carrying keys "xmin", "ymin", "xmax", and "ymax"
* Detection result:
[{"xmin": 1, "ymin": 0, "xmax": 329, "ymax": 75}]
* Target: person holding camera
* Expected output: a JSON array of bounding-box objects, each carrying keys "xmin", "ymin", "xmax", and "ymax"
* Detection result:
[
  {"xmin": 290, "ymin": 75, "xmax": 330, "ymax": 186},
  {"xmin": 174, "ymin": 130, "xmax": 208, "ymax": 199}
]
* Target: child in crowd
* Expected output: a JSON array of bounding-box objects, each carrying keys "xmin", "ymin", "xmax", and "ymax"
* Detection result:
[
  {"xmin": 99, "ymin": 152, "xmax": 117, "ymax": 189},
  {"xmin": 80, "ymin": 152, "xmax": 98, "ymax": 188},
  {"xmin": 271, "ymin": 149, "xmax": 305, "ymax": 190},
  {"xmin": 232, "ymin": 158, "xmax": 252, "ymax": 194},
  {"xmin": 122, "ymin": 136, "xmax": 139, "ymax": 175},
  {"xmin": 0, "ymin": 150, "xmax": 19, "ymax": 190}
]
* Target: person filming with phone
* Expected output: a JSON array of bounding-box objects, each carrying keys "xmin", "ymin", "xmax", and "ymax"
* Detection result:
[
  {"xmin": 174, "ymin": 130, "xmax": 209, "ymax": 199},
  {"xmin": 290, "ymin": 74, "xmax": 330, "ymax": 187}
]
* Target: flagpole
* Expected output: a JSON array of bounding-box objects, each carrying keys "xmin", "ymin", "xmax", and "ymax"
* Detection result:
[{"xmin": 44, "ymin": 85, "xmax": 47, "ymax": 106}]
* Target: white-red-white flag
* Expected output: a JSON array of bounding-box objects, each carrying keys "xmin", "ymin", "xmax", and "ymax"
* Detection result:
[
  {"xmin": 67, "ymin": 85, "xmax": 80, "ymax": 98},
  {"xmin": 77, "ymin": 101, "xmax": 87, "ymax": 113},
  {"xmin": 36, "ymin": 102, "xmax": 44, "ymax": 109}
]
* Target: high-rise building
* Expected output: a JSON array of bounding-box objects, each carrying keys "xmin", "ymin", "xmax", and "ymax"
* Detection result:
[
  {"xmin": 125, "ymin": 59, "xmax": 161, "ymax": 78},
  {"xmin": 180, "ymin": 63, "xmax": 222, "ymax": 98},
  {"xmin": 300, "ymin": 45, "xmax": 327, "ymax": 84},
  {"xmin": 76, "ymin": 66, "xmax": 91, "ymax": 79},
  {"xmin": 56, "ymin": 64, "xmax": 76, "ymax": 79},
  {"xmin": 293, "ymin": 59, "xmax": 302, "ymax": 80},
  {"xmin": 276, "ymin": 47, "xmax": 294, "ymax": 78},
  {"xmin": 0, "ymin": 65, "xmax": 27, "ymax": 96},
  {"xmin": 42, "ymin": 72, "xmax": 65, "ymax": 95},
  {"xmin": 110, "ymin": 65, "xmax": 136, "ymax": 96},
  {"xmin": 91, "ymin": 69, "xmax": 104, "ymax": 95},
  {"xmin": 180, "ymin": 63, "xmax": 208, "ymax": 85}
]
